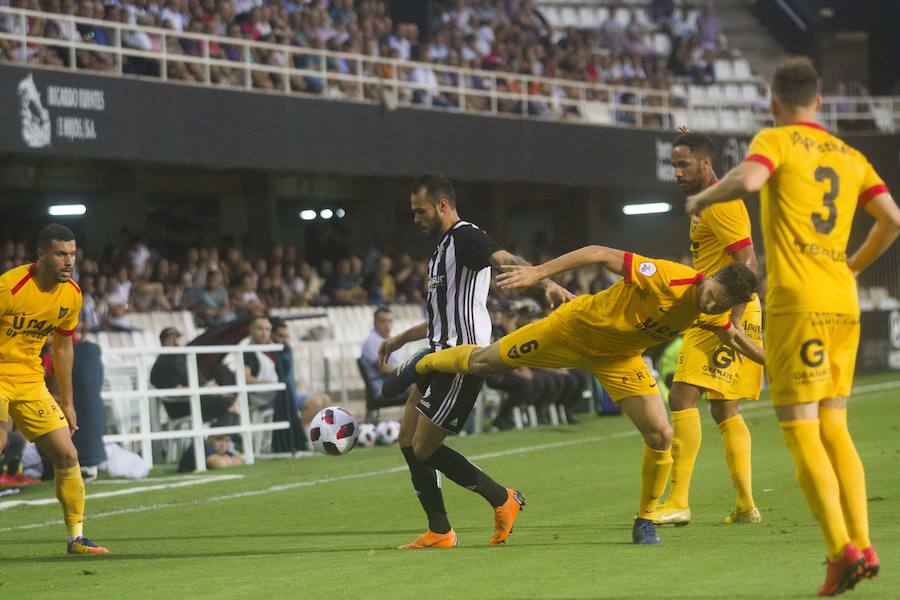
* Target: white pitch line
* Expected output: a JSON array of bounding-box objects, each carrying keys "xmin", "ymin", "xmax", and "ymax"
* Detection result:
[
  {"xmin": 91, "ymin": 475, "xmax": 237, "ymax": 485},
  {"xmin": 1, "ymin": 380, "xmax": 896, "ymax": 533},
  {"xmin": 0, "ymin": 474, "xmax": 244, "ymax": 510}
]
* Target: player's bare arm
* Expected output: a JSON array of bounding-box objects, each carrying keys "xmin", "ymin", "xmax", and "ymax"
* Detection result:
[
  {"xmin": 686, "ymin": 161, "xmax": 770, "ymax": 215},
  {"xmin": 51, "ymin": 330, "xmax": 78, "ymax": 434},
  {"xmin": 497, "ymin": 245, "xmax": 626, "ymax": 291},
  {"xmin": 488, "ymin": 249, "xmax": 574, "ymax": 307},
  {"xmin": 715, "ymin": 326, "xmax": 765, "ymax": 365},
  {"xmin": 378, "ymin": 322, "xmax": 428, "ymax": 363},
  {"xmin": 726, "ymin": 244, "xmax": 759, "ymax": 327},
  {"xmin": 847, "ymin": 193, "xmax": 900, "ymax": 276}
]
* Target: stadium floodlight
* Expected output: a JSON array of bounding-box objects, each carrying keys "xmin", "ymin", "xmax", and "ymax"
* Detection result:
[
  {"xmin": 320, "ymin": 208, "xmax": 334, "ymax": 220},
  {"xmin": 335, "ymin": 208, "xmax": 346, "ymax": 218},
  {"xmin": 299, "ymin": 210, "xmax": 317, "ymax": 221},
  {"xmin": 622, "ymin": 202, "xmax": 671, "ymax": 216},
  {"xmin": 48, "ymin": 204, "xmax": 87, "ymax": 216}
]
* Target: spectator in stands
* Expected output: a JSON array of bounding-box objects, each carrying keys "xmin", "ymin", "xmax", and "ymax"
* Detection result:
[
  {"xmin": 366, "ymin": 255, "xmax": 397, "ymax": 304},
  {"xmin": 0, "ymin": 423, "xmax": 39, "ymax": 486},
  {"xmin": 106, "ymin": 265, "xmax": 135, "ymax": 331},
  {"xmin": 196, "ymin": 269, "xmax": 235, "ymax": 326},
  {"xmin": 71, "ymin": 324, "xmax": 107, "ymax": 481},
  {"xmin": 324, "ymin": 257, "xmax": 366, "ymax": 305},
  {"xmin": 233, "ymin": 316, "xmax": 279, "ymax": 410},
  {"xmin": 78, "ymin": 275, "xmax": 108, "ymax": 332},
  {"xmin": 177, "ymin": 419, "xmax": 243, "ymax": 472},
  {"xmin": 696, "ymin": 2, "xmax": 721, "ymax": 50},
  {"xmin": 270, "ymin": 319, "xmax": 328, "ymax": 425},
  {"xmin": 359, "ymin": 306, "xmax": 409, "ymax": 414},
  {"xmin": 233, "ymin": 271, "xmax": 267, "ymax": 317},
  {"xmin": 150, "ymin": 326, "xmax": 237, "ymax": 421}
]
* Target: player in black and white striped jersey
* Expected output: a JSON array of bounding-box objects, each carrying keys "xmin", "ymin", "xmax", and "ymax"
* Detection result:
[{"xmin": 379, "ymin": 174, "xmax": 573, "ymax": 550}]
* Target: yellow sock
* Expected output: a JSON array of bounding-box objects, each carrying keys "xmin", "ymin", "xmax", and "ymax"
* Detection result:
[
  {"xmin": 638, "ymin": 444, "xmax": 673, "ymax": 518},
  {"xmin": 820, "ymin": 406, "xmax": 870, "ymax": 550},
  {"xmin": 667, "ymin": 408, "xmax": 701, "ymax": 508},
  {"xmin": 416, "ymin": 345, "xmax": 476, "ymax": 374},
  {"xmin": 780, "ymin": 420, "xmax": 849, "ymax": 559},
  {"xmin": 718, "ymin": 414, "xmax": 755, "ymax": 512},
  {"xmin": 55, "ymin": 464, "xmax": 85, "ymax": 541}
]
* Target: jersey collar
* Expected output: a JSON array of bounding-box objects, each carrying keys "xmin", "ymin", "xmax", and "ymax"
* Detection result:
[{"xmin": 794, "ymin": 121, "xmax": 827, "ymax": 132}]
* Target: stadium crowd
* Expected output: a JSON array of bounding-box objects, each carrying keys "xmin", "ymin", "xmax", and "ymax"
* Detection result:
[
  {"xmin": 1, "ymin": 0, "xmax": 738, "ymax": 119},
  {"xmin": 0, "ymin": 228, "xmax": 623, "ymax": 333}
]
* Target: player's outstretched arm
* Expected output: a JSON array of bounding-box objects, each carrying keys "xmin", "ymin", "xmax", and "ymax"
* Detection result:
[
  {"xmin": 715, "ymin": 326, "xmax": 765, "ymax": 365},
  {"xmin": 686, "ymin": 161, "xmax": 770, "ymax": 214},
  {"xmin": 51, "ymin": 331, "xmax": 78, "ymax": 434},
  {"xmin": 497, "ymin": 245, "xmax": 626, "ymax": 292},
  {"xmin": 489, "ymin": 249, "xmax": 574, "ymax": 307},
  {"xmin": 847, "ymin": 193, "xmax": 900, "ymax": 276},
  {"xmin": 378, "ymin": 322, "xmax": 428, "ymax": 364}
]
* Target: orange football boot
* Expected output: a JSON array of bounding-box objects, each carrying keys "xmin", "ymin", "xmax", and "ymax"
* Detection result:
[
  {"xmin": 490, "ymin": 489, "xmax": 525, "ymax": 545},
  {"xmin": 399, "ymin": 529, "xmax": 458, "ymax": 549}
]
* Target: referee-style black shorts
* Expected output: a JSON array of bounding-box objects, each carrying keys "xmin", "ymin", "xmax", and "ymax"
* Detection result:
[{"xmin": 416, "ymin": 372, "xmax": 484, "ymax": 435}]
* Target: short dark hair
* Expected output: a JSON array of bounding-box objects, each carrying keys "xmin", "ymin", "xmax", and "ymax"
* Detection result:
[
  {"xmin": 412, "ymin": 174, "xmax": 456, "ymax": 208},
  {"xmin": 269, "ymin": 317, "xmax": 287, "ymax": 331},
  {"xmin": 374, "ymin": 306, "xmax": 392, "ymax": 321},
  {"xmin": 772, "ymin": 56, "xmax": 819, "ymax": 108},
  {"xmin": 672, "ymin": 132, "xmax": 715, "ymax": 160},
  {"xmin": 714, "ymin": 263, "xmax": 759, "ymax": 304},
  {"xmin": 159, "ymin": 326, "xmax": 181, "ymax": 344},
  {"xmin": 37, "ymin": 223, "xmax": 75, "ymax": 250}
]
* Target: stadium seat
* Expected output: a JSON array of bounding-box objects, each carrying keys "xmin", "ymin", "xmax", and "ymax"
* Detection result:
[
  {"xmin": 540, "ymin": 6, "xmax": 562, "ymax": 27},
  {"xmin": 705, "ymin": 84, "xmax": 723, "ymax": 104},
  {"xmin": 741, "ymin": 83, "xmax": 760, "ymax": 103},
  {"xmin": 714, "ymin": 60, "xmax": 733, "ymax": 82},
  {"xmin": 723, "ymin": 84, "xmax": 741, "ymax": 102},
  {"xmin": 733, "ymin": 59, "xmax": 752, "ymax": 81},
  {"xmin": 559, "ymin": 7, "xmax": 577, "ymax": 27},
  {"xmin": 688, "ymin": 85, "xmax": 706, "ymax": 105}
]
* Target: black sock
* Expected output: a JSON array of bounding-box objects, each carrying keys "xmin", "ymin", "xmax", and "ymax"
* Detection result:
[
  {"xmin": 424, "ymin": 444, "xmax": 508, "ymax": 507},
  {"xmin": 401, "ymin": 446, "xmax": 451, "ymax": 534}
]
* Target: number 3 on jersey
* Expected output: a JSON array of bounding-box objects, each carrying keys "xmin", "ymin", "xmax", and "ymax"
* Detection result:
[{"xmin": 812, "ymin": 166, "xmax": 839, "ymax": 234}]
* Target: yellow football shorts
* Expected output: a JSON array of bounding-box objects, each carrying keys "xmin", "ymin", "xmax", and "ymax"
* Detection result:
[
  {"xmin": 497, "ymin": 317, "xmax": 657, "ymax": 401},
  {"xmin": 765, "ymin": 312, "xmax": 859, "ymax": 406},
  {"xmin": 0, "ymin": 378, "xmax": 69, "ymax": 441},
  {"xmin": 674, "ymin": 297, "xmax": 763, "ymax": 401}
]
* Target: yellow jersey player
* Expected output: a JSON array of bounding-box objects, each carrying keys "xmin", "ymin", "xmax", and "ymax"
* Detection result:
[
  {"xmin": 654, "ymin": 131, "xmax": 764, "ymax": 527},
  {"xmin": 384, "ymin": 244, "xmax": 765, "ymax": 546},
  {"xmin": 687, "ymin": 57, "xmax": 899, "ymax": 596},
  {"xmin": 0, "ymin": 224, "xmax": 109, "ymax": 555}
]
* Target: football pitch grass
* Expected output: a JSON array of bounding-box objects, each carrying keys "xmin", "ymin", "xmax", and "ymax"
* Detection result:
[{"xmin": 2, "ymin": 373, "xmax": 898, "ymax": 599}]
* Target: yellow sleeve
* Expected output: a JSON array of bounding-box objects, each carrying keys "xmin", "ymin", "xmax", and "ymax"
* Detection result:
[
  {"xmin": 745, "ymin": 128, "xmax": 785, "ymax": 174},
  {"xmin": 0, "ymin": 276, "xmax": 11, "ymax": 317},
  {"xmin": 700, "ymin": 200, "xmax": 753, "ymax": 255},
  {"xmin": 623, "ymin": 252, "xmax": 666, "ymax": 291},
  {"xmin": 697, "ymin": 311, "xmax": 731, "ymax": 331},
  {"xmin": 57, "ymin": 285, "xmax": 82, "ymax": 336},
  {"xmin": 857, "ymin": 158, "xmax": 889, "ymax": 209}
]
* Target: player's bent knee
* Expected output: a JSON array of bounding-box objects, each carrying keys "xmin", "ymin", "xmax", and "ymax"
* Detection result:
[
  {"xmin": 470, "ymin": 346, "xmax": 509, "ymax": 377},
  {"xmin": 643, "ymin": 424, "xmax": 673, "ymax": 450}
]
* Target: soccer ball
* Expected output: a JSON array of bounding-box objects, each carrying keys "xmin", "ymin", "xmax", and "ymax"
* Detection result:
[
  {"xmin": 308, "ymin": 407, "xmax": 359, "ymax": 456},
  {"xmin": 357, "ymin": 423, "xmax": 378, "ymax": 448},
  {"xmin": 375, "ymin": 420, "xmax": 401, "ymax": 445}
]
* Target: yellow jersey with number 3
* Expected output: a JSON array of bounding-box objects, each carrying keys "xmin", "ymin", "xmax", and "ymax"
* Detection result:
[
  {"xmin": 0, "ymin": 264, "xmax": 82, "ymax": 382},
  {"xmin": 745, "ymin": 122, "xmax": 888, "ymax": 315}
]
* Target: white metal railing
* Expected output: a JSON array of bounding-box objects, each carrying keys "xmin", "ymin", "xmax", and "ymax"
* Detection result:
[
  {"xmin": 3, "ymin": 7, "xmax": 896, "ymax": 132},
  {"xmin": 100, "ymin": 343, "xmax": 287, "ymax": 472}
]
